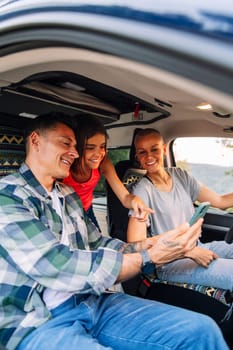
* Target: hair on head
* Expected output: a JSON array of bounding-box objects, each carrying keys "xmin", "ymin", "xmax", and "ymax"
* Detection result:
[
  {"xmin": 24, "ymin": 112, "xmax": 75, "ymax": 141},
  {"xmin": 73, "ymin": 115, "xmax": 108, "ymax": 159},
  {"xmin": 134, "ymin": 128, "xmax": 163, "ymax": 145}
]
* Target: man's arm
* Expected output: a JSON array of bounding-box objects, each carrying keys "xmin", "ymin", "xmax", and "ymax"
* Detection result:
[
  {"xmin": 117, "ymin": 220, "xmax": 203, "ymax": 282},
  {"xmin": 0, "ymin": 187, "xmax": 122, "ymax": 296}
]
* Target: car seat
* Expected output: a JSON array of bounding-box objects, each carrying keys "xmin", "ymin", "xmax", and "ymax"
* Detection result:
[
  {"xmin": 0, "ymin": 126, "xmax": 25, "ymax": 177},
  {"xmin": 106, "ymin": 128, "xmax": 233, "ymax": 347}
]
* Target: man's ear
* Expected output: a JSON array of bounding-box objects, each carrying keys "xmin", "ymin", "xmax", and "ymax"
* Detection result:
[{"xmin": 30, "ymin": 131, "xmax": 40, "ymax": 149}]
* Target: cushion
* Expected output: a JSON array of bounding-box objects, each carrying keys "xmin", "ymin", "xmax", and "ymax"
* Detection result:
[{"xmin": 0, "ymin": 127, "xmax": 25, "ymax": 177}]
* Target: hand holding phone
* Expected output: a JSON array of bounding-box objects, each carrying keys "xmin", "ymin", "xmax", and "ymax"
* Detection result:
[{"xmin": 189, "ymin": 202, "xmax": 210, "ymax": 226}]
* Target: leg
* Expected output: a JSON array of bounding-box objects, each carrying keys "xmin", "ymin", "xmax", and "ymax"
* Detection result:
[
  {"xmin": 90, "ymin": 293, "xmax": 228, "ymax": 350},
  {"xmin": 17, "ymin": 293, "xmax": 228, "ymax": 350},
  {"xmin": 17, "ymin": 296, "xmax": 112, "ymax": 350},
  {"xmin": 157, "ymin": 257, "xmax": 233, "ymax": 290},
  {"xmin": 201, "ymin": 241, "xmax": 233, "ymax": 259}
]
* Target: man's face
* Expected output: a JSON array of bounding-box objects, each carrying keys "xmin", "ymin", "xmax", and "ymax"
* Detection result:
[{"xmin": 29, "ymin": 123, "xmax": 78, "ymax": 189}]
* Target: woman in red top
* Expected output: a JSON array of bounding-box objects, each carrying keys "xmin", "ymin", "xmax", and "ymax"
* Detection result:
[{"xmin": 63, "ymin": 115, "xmax": 151, "ymax": 231}]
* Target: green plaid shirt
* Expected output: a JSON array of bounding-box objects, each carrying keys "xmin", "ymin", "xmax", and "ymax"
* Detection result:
[{"xmin": 0, "ymin": 163, "xmax": 124, "ymax": 350}]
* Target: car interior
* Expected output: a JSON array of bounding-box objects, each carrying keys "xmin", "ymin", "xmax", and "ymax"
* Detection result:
[
  {"xmin": 1, "ymin": 46, "xmax": 232, "ymax": 233},
  {"xmin": 0, "ymin": 42, "xmax": 233, "ymax": 346}
]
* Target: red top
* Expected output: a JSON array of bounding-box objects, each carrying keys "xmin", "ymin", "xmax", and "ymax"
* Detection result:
[{"xmin": 63, "ymin": 168, "xmax": 101, "ymax": 211}]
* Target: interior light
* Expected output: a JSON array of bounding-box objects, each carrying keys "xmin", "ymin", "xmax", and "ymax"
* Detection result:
[
  {"xmin": 19, "ymin": 112, "xmax": 38, "ymax": 118},
  {"xmin": 196, "ymin": 103, "xmax": 213, "ymax": 110}
]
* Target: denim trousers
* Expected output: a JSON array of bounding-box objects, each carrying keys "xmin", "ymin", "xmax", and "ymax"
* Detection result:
[
  {"xmin": 157, "ymin": 240, "xmax": 233, "ymax": 290},
  {"xmin": 17, "ymin": 292, "xmax": 228, "ymax": 350}
]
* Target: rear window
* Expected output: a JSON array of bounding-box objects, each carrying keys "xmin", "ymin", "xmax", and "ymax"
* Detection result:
[{"xmin": 94, "ymin": 148, "xmax": 130, "ymax": 195}]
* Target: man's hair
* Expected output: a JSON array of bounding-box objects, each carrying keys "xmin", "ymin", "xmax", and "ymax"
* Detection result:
[
  {"xmin": 71, "ymin": 115, "xmax": 108, "ymax": 173},
  {"xmin": 24, "ymin": 112, "xmax": 76, "ymax": 152}
]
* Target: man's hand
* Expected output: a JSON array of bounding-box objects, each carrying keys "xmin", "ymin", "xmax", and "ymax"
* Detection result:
[
  {"xmin": 147, "ymin": 219, "xmax": 203, "ymax": 265},
  {"xmin": 117, "ymin": 219, "xmax": 202, "ymax": 283},
  {"xmin": 185, "ymin": 246, "xmax": 218, "ymax": 267}
]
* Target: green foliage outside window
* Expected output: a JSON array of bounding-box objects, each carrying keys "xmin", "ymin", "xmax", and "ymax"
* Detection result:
[{"xmin": 94, "ymin": 148, "xmax": 130, "ymax": 196}]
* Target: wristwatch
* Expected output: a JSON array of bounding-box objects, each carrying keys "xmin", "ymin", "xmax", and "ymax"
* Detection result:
[{"xmin": 140, "ymin": 250, "xmax": 156, "ymax": 275}]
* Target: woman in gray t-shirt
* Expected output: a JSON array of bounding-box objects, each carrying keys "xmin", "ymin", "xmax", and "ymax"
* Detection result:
[{"xmin": 127, "ymin": 128, "xmax": 233, "ymax": 290}]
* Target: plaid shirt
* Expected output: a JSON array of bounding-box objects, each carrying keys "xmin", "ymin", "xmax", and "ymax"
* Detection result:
[{"xmin": 0, "ymin": 163, "xmax": 124, "ymax": 350}]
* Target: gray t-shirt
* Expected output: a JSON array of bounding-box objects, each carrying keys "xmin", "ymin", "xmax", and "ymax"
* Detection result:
[{"xmin": 131, "ymin": 167, "xmax": 201, "ymax": 235}]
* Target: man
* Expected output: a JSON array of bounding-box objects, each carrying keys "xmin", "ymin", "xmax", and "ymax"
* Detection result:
[{"xmin": 0, "ymin": 113, "xmax": 228, "ymax": 350}]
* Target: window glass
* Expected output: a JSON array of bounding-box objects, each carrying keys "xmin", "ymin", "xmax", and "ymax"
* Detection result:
[
  {"xmin": 94, "ymin": 148, "xmax": 130, "ymax": 195},
  {"xmin": 173, "ymin": 137, "xmax": 233, "ymax": 212}
]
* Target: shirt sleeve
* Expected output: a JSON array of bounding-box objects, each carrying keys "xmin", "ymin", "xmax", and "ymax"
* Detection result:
[
  {"xmin": 0, "ymin": 188, "xmax": 122, "ymax": 296},
  {"xmin": 128, "ymin": 178, "xmax": 151, "ymax": 217},
  {"xmin": 175, "ymin": 168, "xmax": 201, "ymax": 202}
]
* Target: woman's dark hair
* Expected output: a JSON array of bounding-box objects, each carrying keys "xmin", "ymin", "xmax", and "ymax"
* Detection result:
[{"xmin": 72, "ymin": 115, "xmax": 108, "ymax": 173}]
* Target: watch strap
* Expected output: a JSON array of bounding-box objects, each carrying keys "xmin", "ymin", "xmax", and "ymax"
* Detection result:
[{"xmin": 140, "ymin": 250, "xmax": 155, "ymax": 275}]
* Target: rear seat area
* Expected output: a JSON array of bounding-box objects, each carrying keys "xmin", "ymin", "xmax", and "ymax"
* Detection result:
[{"xmin": 0, "ymin": 126, "xmax": 25, "ymax": 177}]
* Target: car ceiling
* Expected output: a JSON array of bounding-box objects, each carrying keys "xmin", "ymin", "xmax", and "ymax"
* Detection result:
[{"xmin": 0, "ymin": 46, "xmax": 232, "ymax": 147}]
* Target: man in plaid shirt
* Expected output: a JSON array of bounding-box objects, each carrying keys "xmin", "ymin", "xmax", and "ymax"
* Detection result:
[{"xmin": 0, "ymin": 113, "xmax": 228, "ymax": 350}]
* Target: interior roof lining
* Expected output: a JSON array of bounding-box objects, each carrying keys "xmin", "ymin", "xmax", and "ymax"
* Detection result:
[
  {"xmin": 0, "ymin": 46, "xmax": 232, "ymax": 142},
  {"xmin": 0, "ymin": 46, "xmax": 232, "ymax": 112}
]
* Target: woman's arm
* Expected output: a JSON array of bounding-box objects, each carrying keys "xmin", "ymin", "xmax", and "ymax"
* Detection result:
[
  {"xmin": 127, "ymin": 215, "xmax": 148, "ymax": 242},
  {"xmin": 100, "ymin": 156, "xmax": 152, "ymax": 217},
  {"xmin": 197, "ymin": 185, "xmax": 233, "ymax": 209}
]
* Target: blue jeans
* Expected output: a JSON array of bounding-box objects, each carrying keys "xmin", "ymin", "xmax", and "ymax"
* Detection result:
[
  {"xmin": 157, "ymin": 240, "xmax": 233, "ymax": 290},
  {"xmin": 17, "ymin": 292, "xmax": 228, "ymax": 350}
]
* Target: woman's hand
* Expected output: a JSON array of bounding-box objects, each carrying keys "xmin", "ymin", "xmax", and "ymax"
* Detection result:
[
  {"xmin": 101, "ymin": 157, "xmax": 154, "ymax": 220},
  {"xmin": 185, "ymin": 246, "xmax": 218, "ymax": 267},
  {"xmin": 130, "ymin": 194, "xmax": 154, "ymax": 221}
]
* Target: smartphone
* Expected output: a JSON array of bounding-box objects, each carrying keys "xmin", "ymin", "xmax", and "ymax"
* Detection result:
[{"xmin": 189, "ymin": 202, "xmax": 210, "ymax": 226}]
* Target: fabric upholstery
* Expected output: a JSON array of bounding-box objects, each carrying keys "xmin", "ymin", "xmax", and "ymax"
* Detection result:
[{"xmin": 0, "ymin": 127, "xmax": 25, "ymax": 177}]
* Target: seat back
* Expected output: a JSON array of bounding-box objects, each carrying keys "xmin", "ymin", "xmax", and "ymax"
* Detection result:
[
  {"xmin": 106, "ymin": 160, "xmax": 134, "ymax": 241},
  {"xmin": 106, "ymin": 128, "xmax": 143, "ymax": 241},
  {"xmin": 0, "ymin": 126, "xmax": 25, "ymax": 177}
]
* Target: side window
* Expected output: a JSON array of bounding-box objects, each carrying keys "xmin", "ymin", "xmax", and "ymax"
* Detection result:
[
  {"xmin": 173, "ymin": 137, "xmax": 233, "ymax": 213},
  {"xmin": 108, "ymin": 148, "xmax": 130, "ymax": 166},
  {"xmin": 94, "ymin": 148, "xmax": 130, "ymax": 195}
]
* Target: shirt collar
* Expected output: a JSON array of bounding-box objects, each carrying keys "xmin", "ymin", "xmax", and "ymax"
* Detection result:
[{"xmin": 19, "ymin": 162, "xmax": 63, "ymax": 199}]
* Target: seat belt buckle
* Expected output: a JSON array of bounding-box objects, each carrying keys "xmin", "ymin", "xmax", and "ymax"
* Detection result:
[{"xmin": 137, "ymin": 274, "xmax": 153, "ymax": 297}]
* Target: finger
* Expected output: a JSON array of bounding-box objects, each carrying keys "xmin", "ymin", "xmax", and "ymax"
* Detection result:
[
  {"xmin": 132, "ymin": 207, "xmax": 154, "ymax": 218},
  {"xmin": 198, "ymin": 259, "xmax": 210, "ymax": 267},
  {"xmin": 185, "ymin": 218, "xmax": 203, "ymax": 241},
  {"xmin": 179, "ymin": 220, "xmax": 203, "ymax": 251},
  {"xmin": 163, "ymin": 222, "xmax": 190, "ymax": 239},
  {"xmin": 136, "ymin": 206, "xmax": 154, "ymax": 215},
  {"xmin": 131, "ymin": 211, "xmax": 146, "ymax": 219},
  {"xmin": 144, "ymin": 207, "xmax": 155, "ymax": 214},
  {"xmin": 135, "ymin": 217, "xmax": 147, "ymax": 222}
]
